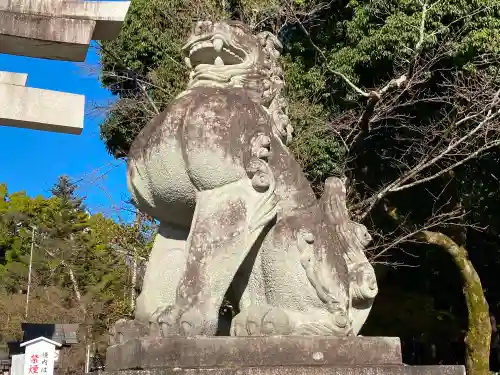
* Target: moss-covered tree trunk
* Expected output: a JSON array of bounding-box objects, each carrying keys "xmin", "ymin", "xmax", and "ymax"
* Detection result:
[{"xmin": 419, "ymin": 231, "xmax": 491, "ymax": 375}]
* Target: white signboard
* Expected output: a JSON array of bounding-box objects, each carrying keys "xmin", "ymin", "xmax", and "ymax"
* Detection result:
[
  {"xmin": 20, "ymin": 337, "xmax": 61, "ymax": 375},
  {"xmin": 10, "ymin": 354, "xmax": 24, "ymax": 375}
]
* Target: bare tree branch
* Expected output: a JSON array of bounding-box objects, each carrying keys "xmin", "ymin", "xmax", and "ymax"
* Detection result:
[{"xmin": 42, "ymin": 247, "xmax": 87, "ymax": 315}]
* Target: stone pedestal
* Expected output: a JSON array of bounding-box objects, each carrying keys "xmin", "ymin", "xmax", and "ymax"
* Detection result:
[{"xmin": 104, "ymin": 336, "xmax": 465, "ymax": 375}]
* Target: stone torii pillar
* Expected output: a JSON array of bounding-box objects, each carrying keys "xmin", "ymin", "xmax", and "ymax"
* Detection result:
[{"xmin": 0, "ymin": 0, "xmax": 130, "ymax": 135}]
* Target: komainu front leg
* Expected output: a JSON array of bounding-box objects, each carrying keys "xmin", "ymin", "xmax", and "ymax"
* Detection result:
[
  {"xmin": 109, "ymin": 224, "xmax": 189, "ymax": 342},
  {"xmin": 155, "ymin": 176, "xmax": 278, "ymax": 336},
  {"xmin": 135, "ymin": 224, "xmax": 189, "ymax": 323}
]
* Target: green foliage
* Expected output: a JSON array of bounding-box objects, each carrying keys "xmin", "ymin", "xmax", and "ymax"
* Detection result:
[
  {"xmin": 277, "ymin": 0, "xmax": 500, "ymax": 185},
  {"xmin": 0, "ymin": 178, "xmax": 154, "ymax": 346},
  {"xmin": 99, "ymin": 0, "xmax": 226, "ymax": 157},
  {"xmin": 317, "ymin": 0, "xmax": 500, "ymax": 87}
]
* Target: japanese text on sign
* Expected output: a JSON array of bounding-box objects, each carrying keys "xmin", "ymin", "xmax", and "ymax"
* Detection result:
[{"xmin": 28, "ymin": 351, "xmax": 50, "ymax": 374}]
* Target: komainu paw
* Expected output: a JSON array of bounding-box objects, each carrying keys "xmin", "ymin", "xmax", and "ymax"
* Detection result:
[
  {"xmin": 231, "ymin": 304, "xmax": 292, "ymax": 336},
  {"xmin": 154, "ymin": 304, "xmax": 182, "ymax": 336},
  {"xmin": 108, "ymin": 318, "xmax": 149, "ymax": 346}
]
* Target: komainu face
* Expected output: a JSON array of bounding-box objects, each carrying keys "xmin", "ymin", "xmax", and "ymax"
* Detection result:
[
  {"xmin": 183, "ymin": 21, "xmax": 250, "ymax": 70},
  {"xmin": 182, "ymin": 20, "xmax": 284, "ymax": 105}
]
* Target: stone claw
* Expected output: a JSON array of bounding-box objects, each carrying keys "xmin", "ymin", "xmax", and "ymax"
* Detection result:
[
  {"xmin": 231, "ymin": 308, "xmax": 249, "ymax": 336},
  {"xmin": 150, "ymin": 305, "xmax": 206, "ymax": 337},
  {"xmin": 153, "ymin": 304, "xmax": 182, "ymax": 336},
  {"xmin": 178, "ymin": 307, "xmax": 204, "ymax": 336},
  {"xmin": 261, "ymin": 306, "xmax": 292, "ymax": 335},
  {"xmin": 108, "ymin": 319, "xmax": 149, "ymax": 346},
  {"xmin": 148, "ymin": 321, "xmax": 162, "ymax": 337},
  {"xmin": 231, "ymin": 305, "xmax": 292, "ymax": 336}
]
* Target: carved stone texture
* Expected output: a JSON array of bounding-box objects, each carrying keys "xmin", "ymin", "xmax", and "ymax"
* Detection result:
[{"xmin": 121, "ymin": 20, "xmax": 378, "ymax": 338}]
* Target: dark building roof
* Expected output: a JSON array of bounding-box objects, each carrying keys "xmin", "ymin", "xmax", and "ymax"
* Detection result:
[{"xmin": 21, "ymin": 323, "xmax": 79, "ymax": 345}]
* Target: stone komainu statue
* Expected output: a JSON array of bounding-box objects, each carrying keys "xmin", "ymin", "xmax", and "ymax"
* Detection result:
[{"xmin": 121, "ymin": 20, "xmax": 377, "ymax": 338}]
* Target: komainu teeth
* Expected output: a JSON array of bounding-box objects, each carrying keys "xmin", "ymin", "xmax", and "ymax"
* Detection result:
[
  {"xmin": 222, "ymin": 47, "xmax": 243, "ymax": 61},
  {"xmin": 214, "ymin": 56, "xmax": 224, "ymax": 66},
  {"xmin": 213, "ymin": 38, "xmax": 223, "ymax": 52},
  {"xmin": 184, "ymin": 57, "xmax": 192, "ymax": 68}
]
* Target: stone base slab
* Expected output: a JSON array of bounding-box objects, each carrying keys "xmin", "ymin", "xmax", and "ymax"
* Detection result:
[
  {"xmin": 97, "ymin": 367, "xmax": 465, "ymax": 375},
  {"xmin": 106, "ymin": 336, "xmax": 402, "ymax": 371}
]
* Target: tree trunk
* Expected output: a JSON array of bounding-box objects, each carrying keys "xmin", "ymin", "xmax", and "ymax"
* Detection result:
[
  {"xmin": 44, "ymin": 248, "xmax": 87, "ymax": 315},
  {"xmin": 131, "ymin": 252, "xmax": 137, "ymax": 311},
  {"xmin": 66, "ymin": 264, "xmax": 86, "ymax": 314},
  {"xmin": 130, "ymin": 211, "xmax": 142, "ymax": 311},
  {"xmin": 419, "ymin": 231, "xmax": 491, "ymax": 375}
]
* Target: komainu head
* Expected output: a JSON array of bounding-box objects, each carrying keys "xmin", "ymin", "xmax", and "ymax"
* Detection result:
[{"xmin": 182, "ymin": 20, "xmax": 284, "ymax": 105}]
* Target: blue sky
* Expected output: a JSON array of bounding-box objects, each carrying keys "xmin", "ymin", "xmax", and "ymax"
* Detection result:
[{"xmin": 0, "ymin": 43, "xmax": 132, "ymax": 221}]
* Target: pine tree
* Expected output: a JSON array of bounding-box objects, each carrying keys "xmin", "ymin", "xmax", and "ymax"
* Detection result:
[
  {"xmin": 0, "ymin": 180, "xmax": 154, "ymax": 359},
  {"xmin": 49, "ymin": 175, "xmax": 88, "ymax": 235}
]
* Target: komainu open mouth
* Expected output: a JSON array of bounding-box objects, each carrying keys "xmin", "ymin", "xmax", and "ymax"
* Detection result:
[{"xmin": 188, "ymin": 36, "xmax": 245, "ymax": 68}]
